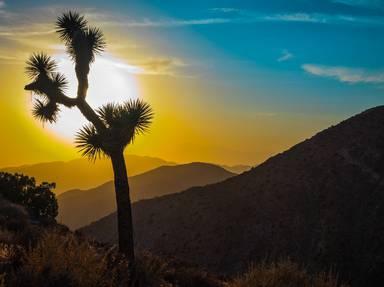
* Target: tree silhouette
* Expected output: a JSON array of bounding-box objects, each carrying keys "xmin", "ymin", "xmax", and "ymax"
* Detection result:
[
  {"xmin": 24, "ymin": 11, "xmax": 153, "ymax": 269},
  {"xmin": 0, "ymin": 172, "xmax": 58, "ymax": 221}
]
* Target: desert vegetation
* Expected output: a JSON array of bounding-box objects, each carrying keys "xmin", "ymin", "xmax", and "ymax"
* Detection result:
[
  {"xmin": 24, "ymin": 11, "xmax": 153, "ymax": 270},
  {"xmin": 0, "ymin": 171, "xmax": 348, "ymax": 287},
  {"xmin": 1, "ymin": 229, "xmax": 347, "ymax": 287},
  {"xmin": 0, "ymin": 172, "xmax": 57, "ymax": 223}
]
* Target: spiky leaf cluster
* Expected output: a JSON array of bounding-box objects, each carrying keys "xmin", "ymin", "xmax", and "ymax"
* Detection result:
[
  {"xmin": 26, "ymin": 53, "xmax": 57, "ymax": 78},
  {"xmin": 25, "ymin": 54, "xmax": 69, "ymax": 123},
  {"xmin": 56, "ymin": 11, "xmax": 88, "ymax": 42},
  {"xmin": 75, "ymin": 124, "xmax": 106, "ymax": 160},
  {"xmin": 32, "ymin": 100, "xmax": 60, "ymax": 123},
  {"xmin": 75, "ymin": 99, "xmax": 153, "ymax": 160},
  {"xmin": 56, "ymin": 11, "xmax": 105, "ymax": 68},
  {"xmin": 98, "ymin": 99, "xmax": 154, "ymax": 146}
]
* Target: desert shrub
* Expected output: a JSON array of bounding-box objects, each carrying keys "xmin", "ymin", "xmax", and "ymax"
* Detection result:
[
  {"xmin": 0, "ymin": 172, "xmax": 57, "ymax": 221},
  {"xmin": 0, "ymin": 230, "xmax": 14, "ymax": 244},
  {"xmin": 133, "ymin": 251, "xmax": 170, "ymax": 287},
  {"xmin": 8, "ymin": 231, "xmax": 111, "ymax": 287},
  {"xmin": 0, "ymin": 199, "xmax": 29, "ymax": 232},
  {"xmin": 99, "ymin": 245, "xmax": 131, "ymax": 287},
  {"xmin": 0, "ymin": 243, "xmax": 24, "ymax": 274},
  {"xmin": 132, "ymin": 251, "xmax": 223, "ymax": 287},
  {"xmin": 229, "ymin": 260, "xmax": 348, "ymax": 287},
  {"xmin": 0, "ymin": 199, "xmax": 46, "ymax": 247},
  {"xmin": 166, "ymin": 265, "xmax": 223, "ymax": 287},
  {"xmin": 1, "ymin": 228, "xmax": 349, "ymax": 287}
]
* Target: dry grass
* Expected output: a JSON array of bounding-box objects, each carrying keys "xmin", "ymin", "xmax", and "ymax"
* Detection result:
[
  {"xmin": 229, "ymin": 260, "xmax": 348, "ymax": 287},
  {"xmin": 1, "ymin": 228, "xmax": 348, "ymax": 287},
  {"xmin": 2, "ymin": 228, "xmax": 222, "ymax": 287},
  {"xmin": 8, "ymin": 231, "xmax": 112, "ymax": 287}
]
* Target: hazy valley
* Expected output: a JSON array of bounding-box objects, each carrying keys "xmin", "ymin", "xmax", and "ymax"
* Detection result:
[{"xmin": 58, "ymin": 162, "xmax": 235, "ymax": 229}]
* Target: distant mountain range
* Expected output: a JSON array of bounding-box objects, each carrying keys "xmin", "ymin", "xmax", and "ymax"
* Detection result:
[
  {"xmin": 1, "ymin": 155, "xmax": 250, "ymax": 195},
  {"xmin": 58, "ymin": 162, "xmax": 235, "ymax": 229},
  {"xmin": 1, "ymin": 155, "xmax": 174, "ymax": 194},
  {"xmin": 81, "ymin": 106, "xmax": 384, "ymax": 286}
]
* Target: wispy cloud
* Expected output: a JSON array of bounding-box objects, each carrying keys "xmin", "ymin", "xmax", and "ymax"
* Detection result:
[
  {"xmin": 133, "ymin": 57, "xmax": 187, "ymax": 76},
  {"xmin": 265, "ymin": 13, "xmax": 326, "ymax": 23},
  {"xmin": 210, "ymin": 8, "xmax": 240, "ymax": 13},
  {"xmin": 302, "ymin": 64, "xmax": 384, "ymax": 84},
  {"xmin": 92, "ymin": 56, "xmax": 189, "ymax": 77},
  {"xmin": 332, "ymin": 0, "xmax": 384, "ymax": 8},
  {"xmin": 98, "ymin": 12, "xmax": 384, "ymax": 28},
  {"xmin": 277, "ymin": 50, "xmax": 294, "ymax": 62},
  {"xmin": 262, "ymin": 12, "xmax": 384, "ymax": 25},
  {"xmin": 0, "ymin": 1, "xmax": 5, "ymax": 9},
  {"xmin": 0, "ymin": 29, "xmax": 54, "ymax": 37},
  {"xmin": 100, "ymin": 17, "xmax": 232, "ymax": 28}
]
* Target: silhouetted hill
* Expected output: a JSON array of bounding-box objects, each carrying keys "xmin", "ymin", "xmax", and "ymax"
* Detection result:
[
  {"xmin": 81, "ymin": 106, "xmax": 384, "ymax": 286},
  {"xmin": 1, "ymin": 155, "xmax": 173, "ymax": 194},
  {"xmin": 58, "ymin": 162, "xmax": 235, "ymax": 229},
  {"xmin": 221, "ymin": 164, "xmax": 252, "ymax": 174}
]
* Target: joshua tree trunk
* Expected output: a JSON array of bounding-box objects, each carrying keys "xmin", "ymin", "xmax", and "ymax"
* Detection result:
[{"xmin": 110, "ymin": 151, "xmax": 135, "ymax": 265}]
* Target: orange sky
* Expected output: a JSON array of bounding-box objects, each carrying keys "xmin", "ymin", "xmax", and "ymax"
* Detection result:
[{"xmin": 0, "ymin": 61, "xmax": 338, "ymax": 167}]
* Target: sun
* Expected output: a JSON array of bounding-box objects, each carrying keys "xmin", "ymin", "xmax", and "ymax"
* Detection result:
[{"xmin": 44, "ymin": 53, "xmax": 140, "ymax": 140}]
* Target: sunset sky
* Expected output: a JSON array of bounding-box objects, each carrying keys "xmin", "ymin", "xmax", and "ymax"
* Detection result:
[{"xmin": 1, "ymin": 0, "xmax": 384, "ymax": 167}]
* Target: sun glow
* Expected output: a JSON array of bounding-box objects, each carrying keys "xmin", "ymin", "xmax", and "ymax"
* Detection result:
[{"xmin": 43, "ymin": 53, "xmax": 140, "ymax": 140}]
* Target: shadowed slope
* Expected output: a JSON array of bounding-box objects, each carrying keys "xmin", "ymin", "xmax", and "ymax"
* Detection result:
[
  {"xmin": 81, "ymin": 106, "xmax": 384, "ymax": 286},
  {"xmin": 1, "ymin": 155, "xmax": 173, "ymax": 194},
  {"xmin": 58, "ymin": 162, "xmax": 235, "ymax": 229},
  {"xmin": 221, "ymin": 164, "xmax": 252, "ymax": 174}
]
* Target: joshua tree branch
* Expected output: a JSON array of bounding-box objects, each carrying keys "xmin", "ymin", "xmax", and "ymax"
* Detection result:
[
  {"xmin": 24, "ymin": 84, "xmax": 77, "ymax": 108},
  {"xmin": 56, "ymin": 93, "xmax": 106, "ymax": 134},
  {"xmin": 25, "ymin": 83, "xmax": 106, "ymax": 132},
  {"xmin": 57, "ymin": 93, "xmax": 77, "ymax": 107},
  {"xmin": 75, "ymin": 65, "xmax": 89, "ymax": 101},
  {"xmin": 72, "ymin": 60, "xmax": 107, "ymax": 132},
  {"xmin": 76, "ymin": 99, "xmax": 106, "ymax": 132}
]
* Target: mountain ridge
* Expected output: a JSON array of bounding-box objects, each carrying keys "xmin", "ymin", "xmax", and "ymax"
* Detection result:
[
  {"xmin": 1, "ymin": 154, "xmax": 174, "ymax": 194},
  {"xmin": 81, "ymin": 106, "xmax": 384, "ymax": 286}
]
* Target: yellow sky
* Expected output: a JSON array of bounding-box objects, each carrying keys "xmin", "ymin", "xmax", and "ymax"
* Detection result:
[{"xmin": 0, "ymin": 7, "xmax": 341, "ymax": 168}]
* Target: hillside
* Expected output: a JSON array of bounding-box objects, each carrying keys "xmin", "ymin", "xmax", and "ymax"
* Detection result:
[
  {"xmin": 1, "ymin": 155, "xmax": 173, "ymax": 194},
  {"xmin": 58, "ymin": 162, "xmax": 235, "ymax": 229},
  {"xmin": 221, "ymin": 164, "xmax": 252, "ymax": 174},
  {"xmin": 81, "ymin": 106, "xmax": 384, "ymax": 286}
]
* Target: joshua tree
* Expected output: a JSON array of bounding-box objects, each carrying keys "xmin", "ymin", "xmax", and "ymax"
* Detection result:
[{"xmin": 24, "ymin": 11, "xmax": 153, "ymax": 268}]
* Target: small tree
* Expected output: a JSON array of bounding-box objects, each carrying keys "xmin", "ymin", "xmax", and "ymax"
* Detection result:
[
  {"xmin": 0, "ymin": 172, "xmax": 58, "ymax": 221},
  {"xmin": 24, "ymin": 11, "xmax": 153, "ymax": 269}
]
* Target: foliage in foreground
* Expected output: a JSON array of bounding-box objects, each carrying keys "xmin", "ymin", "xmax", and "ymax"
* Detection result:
[
  {"xmin": 0, "ymin": 172, "xmax": 57, "ymax": 221},
  {"xmin": 0, "ymin": 229, "xmax": 348, "ymax": 287},
  {"xmin": 8, "ymin": 232, "xmax": 114, "ymax": 287},
  {"xmin": 0, "ymin": 198, "xmax": 348, "ymax": 287},
  {"xmin": 1, "ymin": 228, "xmax": 222, "ymax": 287},
  {"xmin": 230, "ymin": 261, "xmax": 348, "ymax": 287}
]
